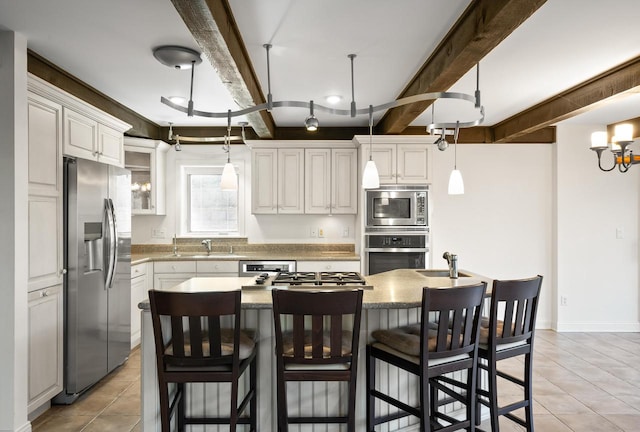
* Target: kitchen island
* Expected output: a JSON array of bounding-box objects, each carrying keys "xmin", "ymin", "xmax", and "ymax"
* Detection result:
[{"xmin": 139, "ymin": 269, "xmax": 492, "ymax": 431}]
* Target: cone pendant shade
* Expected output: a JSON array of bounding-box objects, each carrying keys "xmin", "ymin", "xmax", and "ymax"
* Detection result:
[
  {"xmin": 362, "ymin": 160, "xmax": 380, "ymax": 189},
  {"xmin": 448, "ymin": 169, "xmax": 464, "ymax": 195},
  {"xmin": 220, "ymin": 162, "xmax": 237, "ymax": 191}
]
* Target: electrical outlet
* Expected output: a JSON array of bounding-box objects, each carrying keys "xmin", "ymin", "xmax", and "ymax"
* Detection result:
[
  {"xmin": 309, "ymin": 227, "xmax": 317, "ymax": 237},
  {"xmin": 616, "ymin": 227, "xmax": 624, "ymax": 239},
  {"xmin": 342, "ymin": 227, "xmax": 350, "ymax": 238},
  {"xmin": 560, "ymin": 296, "xmax": 568, "ymax": 307},
  {"xmin": 152, "ymin": 229, "xmax": 166, "ymax": 239},
  {"xmin": 318, "ymin": 227, "xmax": 325, "ymax": 238}
]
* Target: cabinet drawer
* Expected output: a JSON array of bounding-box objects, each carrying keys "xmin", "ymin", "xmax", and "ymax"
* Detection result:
[
  {"xmin": 197, "ymin": 260, "xmax": 239, "ymax": 274},
  {"xmin": 297, "ymin": 260, "xmax": 361, "ymax": 272},
  {"xmin": 131, "ymin": 263, "xmax": 147, "ymax": 278},
  {"xmin": 154, "ymin": 261, "xmax": 196, "ymax": 273}
]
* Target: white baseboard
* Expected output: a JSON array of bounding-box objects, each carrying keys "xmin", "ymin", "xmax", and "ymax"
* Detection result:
[{"xmin": 555, "ymin": 322, "xmax": 640, "ymax": 332}]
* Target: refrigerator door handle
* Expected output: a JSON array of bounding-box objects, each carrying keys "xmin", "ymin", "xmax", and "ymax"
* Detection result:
[
  {"xmin": 108, "ymin": 198, "xmax": 119, "ymax": 288},
  {"xmin": 104, "ymin": 199, "xmax": 116, "ymax": 288}
]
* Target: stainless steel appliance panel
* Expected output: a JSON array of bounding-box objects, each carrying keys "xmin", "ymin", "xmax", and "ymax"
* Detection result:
[
  {"xmin": 364, "ymin": 233, "xmax": 429, "ymax": 275},
  {"xmin": 365, "ymin": 185, "xmax": 428, "ymax": 229},
  {"xmin": 60, "ymin": 158, "xmax": 131, "ymax": 402}
]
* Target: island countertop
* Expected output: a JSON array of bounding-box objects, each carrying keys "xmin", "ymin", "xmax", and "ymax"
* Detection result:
[{"xmin": 138, "ymin": 268, "xmax": 492, "ymax": 311}]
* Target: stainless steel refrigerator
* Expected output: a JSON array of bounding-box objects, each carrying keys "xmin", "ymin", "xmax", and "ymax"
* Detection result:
[{"xmin": 56, "ymin": 157, "xmax": 131, "ymax": 403}]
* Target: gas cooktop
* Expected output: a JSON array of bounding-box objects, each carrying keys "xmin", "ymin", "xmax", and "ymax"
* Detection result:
[{"xmin": 243, "ymin": 271, "xmax": 372, "ymax": 290}]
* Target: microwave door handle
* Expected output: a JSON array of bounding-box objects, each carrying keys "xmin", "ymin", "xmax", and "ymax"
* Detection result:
[{"xmin": 364, "ymin": 247, "xmax": 429, "ymax": 253}]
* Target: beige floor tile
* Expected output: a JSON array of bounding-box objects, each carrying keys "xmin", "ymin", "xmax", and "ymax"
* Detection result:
[
  {"xmin": 534, "ymin": 394, "xmax": 593, "ymax": 415},
  {"xmin": 31, "ymin": 414, "xmax": 94, "ymax": 432},
  {"xmin": 605, "ymin": 414, "xmax": 640, "ymax": 432},
  {"xmin": 101, "ymin": 394, "xmax": 141, "ymax": 416},
  {"xmin": 556, "ymin": 413, "xmax": 625, "ymax": 431},
  {"xmin": 83, "ymin": 414, "xmax": 140, "ymax": 432},
  {"xmin": 532, "ymin": 414, "xmax": 574, "ymax": 432}
]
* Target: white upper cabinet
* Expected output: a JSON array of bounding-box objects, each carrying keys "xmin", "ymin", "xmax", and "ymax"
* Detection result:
[
  {"xmin": 355, "ymin": 136, "xmax": 434, "ymax": 185},
  {"xmin": 124, "ymin": 138, "xmax": 169, "ymax": 215},
  {"xmin": 252, "ymin": 148, "xmax": 304, "ymax": 214},
  {"xmin": 27, "ymin": 74, "xmax": 131, "ymax": 168},
  {"xmin": 305, "ymin": 148, "xmax": 357, "ymax": 214}
]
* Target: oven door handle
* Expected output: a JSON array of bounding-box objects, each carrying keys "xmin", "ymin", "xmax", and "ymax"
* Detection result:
[{"xmin": 365, "ymin": 248, "xmax": 429, "ymax": 253}]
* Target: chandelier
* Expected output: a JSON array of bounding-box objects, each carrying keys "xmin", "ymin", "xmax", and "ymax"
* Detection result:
[{"xmin": 590, "ymin": 123, "xmax": 640, "ymax": 172}]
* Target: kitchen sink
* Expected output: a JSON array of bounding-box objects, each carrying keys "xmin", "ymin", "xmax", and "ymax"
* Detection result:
[{"xmin": 418, "ymin": 269, "xmax": 473, "ymax": 278}]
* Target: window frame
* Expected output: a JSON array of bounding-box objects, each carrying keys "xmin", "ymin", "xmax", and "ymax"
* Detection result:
[{"xmin": 176, "ymin": 158, "xmax": 245, "ymax": 238}]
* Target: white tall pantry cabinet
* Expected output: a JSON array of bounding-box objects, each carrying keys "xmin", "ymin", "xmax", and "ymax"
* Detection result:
[{"xmin": 27, "ymin": 90, "xmax": 64, "ymax": 414}]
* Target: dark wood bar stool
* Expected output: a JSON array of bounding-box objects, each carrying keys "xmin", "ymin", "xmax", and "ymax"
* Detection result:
[
  {"xmin": 476, "ymin": 275, "xmax": 543, "ymax": 432},
  {"xmin": 367, "ymin": 283, "xmax": 487, "ymax": 432},
  {"xmin": 148, "ymin": 289, "xmax": 257, "ymax": 432},
  {"xmin": 271, "ymin": 288, "xmax": 364, "ymax": 432}
]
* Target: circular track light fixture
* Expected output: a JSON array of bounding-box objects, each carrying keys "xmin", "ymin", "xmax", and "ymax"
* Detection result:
[{"xmin": 153, "ymin": 46, "xmax": 202, "ymax": 70}]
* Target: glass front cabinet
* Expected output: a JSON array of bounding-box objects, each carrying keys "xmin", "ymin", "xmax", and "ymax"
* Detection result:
[{"xmin": 124, "ymin": 138, "xmax": 169, "ymax": 215}]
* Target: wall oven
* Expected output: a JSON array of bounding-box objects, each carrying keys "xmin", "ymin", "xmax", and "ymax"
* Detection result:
[
  {"xmin": 364, "ymin": 233, "xmax": 429, "ymax": 275},
  {"xmin": 365, "ymin": 185, "xmax": 428, "ymax": 229}
]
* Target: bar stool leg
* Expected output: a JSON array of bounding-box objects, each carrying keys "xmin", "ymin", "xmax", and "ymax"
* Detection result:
[
  {"xmin": 420, "ymin": 373, "xmax": 430, "ymax": 431},
  {"xmin": 488, "ymin": 358, "xmax": 500, "ymax": 432},
  {"xmin": 177, "ymin": 383, "xmax": 185, "ymax": 432},
  {"xmin": 250, "ymin": 356, "xmax": 257, "ymax": 432},
  {"xmin": 366, "ymin": 346, "xmax": 375, "ymax": 432},
  {"xmin": 524, "ymin": 353, "xmax": 535, "ymax": 432}
]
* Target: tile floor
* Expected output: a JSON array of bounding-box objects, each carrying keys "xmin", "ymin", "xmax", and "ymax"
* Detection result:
[{"xmin": 30, "ymin": 330, "xmax": 640, "ymax": 431}]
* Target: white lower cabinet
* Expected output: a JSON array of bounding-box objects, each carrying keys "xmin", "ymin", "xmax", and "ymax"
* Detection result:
[
  {"xmin": 28, "ymin": 285, "xmax": 63, "ymax": 413},
  {"xmin": 152, "ymin": 260, "xmax": 240, "ymax": 290},
  {"xmin": 196, "ymin": 260, "xmax": 239, "ymax": 277},
  {"xmin": 131, "ymin": 263, "xmax": 148, "ymax": 349},
  {"xmin": 296, "ymin": 260, "xmax": 361, "ymax": 272}
]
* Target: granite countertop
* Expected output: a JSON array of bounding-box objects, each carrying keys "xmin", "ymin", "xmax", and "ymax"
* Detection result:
[
  {"xmin": 131, "ymin": 250, "xmax": 360, "ymax": 266},
  {"xmin": 138, "ymin": 269, "xmax": 492, "ymax": 311}
]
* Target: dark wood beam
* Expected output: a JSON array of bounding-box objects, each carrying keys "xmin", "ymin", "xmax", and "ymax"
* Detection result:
[
  {"xmin": 170, "ymin": 0, "xmax": 275, "ymax": 139},
  {"xmin": 27, "ymin": 50, "xmax": 160, "ymax": 139},
  {"xmin": 400, "ymin": 126, "xmax": 555, "ymax": 143},
  {"xmin": 494, "ymin": 55, "xmax": 640, "ymax": 143},
  {"xmin": 378, "ymin": 0, "xmax": 547, "ymax": 135}
]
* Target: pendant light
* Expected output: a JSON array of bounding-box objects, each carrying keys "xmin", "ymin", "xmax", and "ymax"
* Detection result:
[
  {"xmin": 362, "ymin": 105, "xmax": 380, "ymax": 189},
  {"xmin": 448, "ymin": 121, "xmax": 464, "ymax": 195},
  {"xmin": 220, "ymin": 110, "xmax": 237, "ymax": 191}
]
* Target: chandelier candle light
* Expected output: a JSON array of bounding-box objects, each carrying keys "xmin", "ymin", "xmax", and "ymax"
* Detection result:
[{"xmin": 590, "ymin": 123, "xmax": 640, "ymax": 172}]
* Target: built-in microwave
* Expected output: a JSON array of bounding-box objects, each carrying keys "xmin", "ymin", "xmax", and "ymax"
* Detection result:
[{"xmin": 365, "ymin": 185, "xmax": 428, "ymax": 229}]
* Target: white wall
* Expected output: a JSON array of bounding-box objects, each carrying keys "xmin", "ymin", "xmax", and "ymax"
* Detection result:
[
  {"xmin": 429, "ymin": 143, "xmax": 554, "ymax": 329},
  {"xmin": 555, "ymin": 124, "xmax": 639, "ymax": 331},
  {"xmin": 0, "ymin": 31, "xmax": 30, "ymax": 432},
  {"xmin": 132, "ymin": 144, "xmax": 358, "ymax": 245}
]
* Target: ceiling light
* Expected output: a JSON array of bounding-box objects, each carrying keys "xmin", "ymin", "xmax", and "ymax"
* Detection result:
[
  {"xmin": 220, "ymin": 111, "xmax": 238, "ymax": 191},
  {"xmin": 325, "ymin": 95, "xmax": 342, "ymax": 105},
  {"xmin": 168, "ymin": 96, "xmax": 187, "ymax": 104},
  {"xmin": 447, "ymin": 121, "xmax": 464, "ymax": 195},
  {"xmin": 159, "ymin": 44, "xmax": 484, "ymax": 135},
  {"xmin": 305, "ymin": 100, "xmax": 319, "ymax": 131},
  {"xmin": 590, "ymin": 123, "xmax": 640, "ymax": 172},
  {"xmin": 153, "ymin": 46, "xmax": 202, "ymax": 69},
  {"xmin": 362, "ymin": 105, "xmax": 380, "ymax": 189}
]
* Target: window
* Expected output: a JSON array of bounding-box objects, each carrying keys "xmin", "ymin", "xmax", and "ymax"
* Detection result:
[{"xmin": 179, "ymin": 163, "xmax": 244, "ymax": 237}]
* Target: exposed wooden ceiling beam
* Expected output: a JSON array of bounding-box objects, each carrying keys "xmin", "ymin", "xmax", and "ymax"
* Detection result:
[
  {"xmin": 494, "ymin": 55, "xmax": 640, "ymax": 143},
  {"xmin": 170, "ymin": 0, "xmax": 275, "ymax": 139},
  {"xmin": 378, "ymin": 0, "xmax": 547, "ymax": 135}
]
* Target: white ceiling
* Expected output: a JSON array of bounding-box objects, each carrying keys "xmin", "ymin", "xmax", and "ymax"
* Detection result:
[{"xmin": 1, "ymin": 0, "xmax": 640, "ymax": 131}]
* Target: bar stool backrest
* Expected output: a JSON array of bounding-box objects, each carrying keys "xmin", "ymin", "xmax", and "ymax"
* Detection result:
[
  {"xmin": 421, "ymin": 284, "xmax": 487, "ymax": 364},
  {"xmin": 487, "ymin": 276, "xmax": 543, "ymax": 349},
  {"xmin": 272, "ymin": 289, "xmax": 364, "ymax": 367},
  {"xmin": 149, "ymin": 290, "xmax": 242, "ymax": 371}
]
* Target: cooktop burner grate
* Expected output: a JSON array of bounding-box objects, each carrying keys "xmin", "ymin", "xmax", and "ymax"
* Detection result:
[{"xmin": 272, "ymin": 271, "xmax": 366, "ymax": 286}]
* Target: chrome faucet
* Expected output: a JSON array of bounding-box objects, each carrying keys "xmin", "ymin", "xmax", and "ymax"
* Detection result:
[
  {"xmin": 443, "ymin": 252, "xmax": 458, "ymax": 279},
  {"xmin": 201, "ymin": 239, "xmax": 212, "ymax": 255},
  {"xmin": 173, "ymin": 234, "xmax": 179, "ymax": 256}
]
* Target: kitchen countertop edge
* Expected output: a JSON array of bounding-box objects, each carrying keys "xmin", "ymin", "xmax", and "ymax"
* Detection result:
[{"xmin": 131, "ymin": 251, "xmax": 361, "ymax": 266}]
